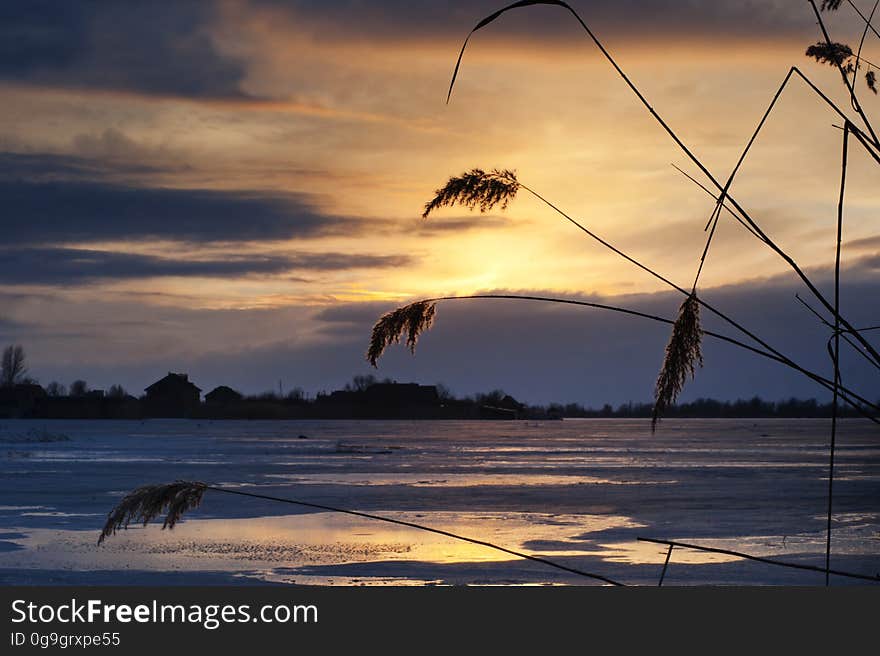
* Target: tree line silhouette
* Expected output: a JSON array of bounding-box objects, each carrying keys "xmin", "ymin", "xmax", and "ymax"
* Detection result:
[{"xmin": 0, "ymin": 344, "xmax": 867, "ymax": 420}]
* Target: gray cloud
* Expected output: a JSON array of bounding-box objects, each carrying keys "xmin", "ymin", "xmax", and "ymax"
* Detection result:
[
  {"xmin": 414, "ymin": 214, "xmax": 513, "ymax": 235},
  {"xmin": 0, "ymin": 1, "xmax": 851, "ymax": 105},
  {"xmin": 846, "ymin": 235, "xmax": 880, "ymax": 252},
  {"xmin": 0, "ymin": 150, "xmax": 519, "ymax": 246},
  {"xmin": 285, "ymin": 252, "xmax": 411, "ymax": 271},
  {"xmin": 0, "ymin": 247, "xmax": 411, "ymax": 285},
  {"xmin": 0, "ymin": 317, "xmax": 29, "ymax": 338},
  {"xmin": 0, "ymin": 1, "xmax": 251, "ymax": 99},
  {"xmin": 0, "ymin": 157, "xmax": 356, "ymax": 244},
  {"xmin": 250, "ymin": 0, "xmax": 826, "ymax": 44},
  {"xmin": 0, "ymin": 150, "xmax": 173, "ymax": 181}
]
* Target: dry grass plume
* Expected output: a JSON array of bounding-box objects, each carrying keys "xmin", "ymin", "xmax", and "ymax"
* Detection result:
[
  {"xmin": 806, "ymin": 42, "xmax": 855, "ymax": 69},
  {"xmin": 98, "ymin": 481, "xmax": 207, "ymax": 545},
  {"xmin": 805, "ymin": 42, "xmax": 879, "ymax": 95},
  {"xmin": 422, "ymin": 169, "xmax": 519, "ymax": 219},
  {"xmin": 652, "ymin": 294, "xmax": 704, "ymax": 432},
  {"xmin": 367, "ymin": 301, "xmax": 437, "ymax": 367}
]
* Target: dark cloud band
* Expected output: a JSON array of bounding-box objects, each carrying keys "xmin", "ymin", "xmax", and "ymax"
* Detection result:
[
  {"xmin": 251, "ymin": 0, "xmax": 821, "ymax": 43},
  {"xmin": 0, "ymin": 176, "xmax": 354, "ymax": 245},
  {"xmin": 0, "ymin": 247, "xmax": 411, "ymax": 285},
  {"xmin": 0, "ymin": 1, "xmax": 250, "ymax": 99},
  {"xmin": 0, "ymin": 1, "xmax": 841, "ymax": 104}
]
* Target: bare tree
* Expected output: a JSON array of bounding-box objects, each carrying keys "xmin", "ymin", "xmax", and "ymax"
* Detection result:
[
  {"xmin": 435, "ymin": 383, "xmax": 454, "ymax": 401},
  {"xmin": 1, "ymin": 345, "xmax": 27, "ymax": 388},
  {"xmin": 476, "ymin": 389, "xmax": 508, "ymax": 406},
  {"xmin": 286, "ymin": 387, "xmax": 306, "ymax": 402},
  {"xmin": 347, "ymin": 374, "xmax": 377, "ymax": 392},
  {"xmin": 69, "ymin": 379, "xmax": 88, "ymax": 397},
  {"xmin": 107, "ymin": 384, "xmax": 127, "ymax": 399},
  {"xmin": 46, "ymin": 381, "xmax": 67, "ymax": 397}
]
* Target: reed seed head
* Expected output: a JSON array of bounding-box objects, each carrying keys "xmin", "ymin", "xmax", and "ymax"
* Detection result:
[
  {"xmin": 98, "ymin": 480, "xmax": 207, "ymax": 545},
  {"xmin": 806, "ymin": 42, "xmax": 854, "ymax": 68},
  {"xmin": 367, "ymin": 301, "xmax": 437, "ymax": 367},
  {"xmin": 422, "ymin": 169, "xmax": 519, "ymax": 219},
  {"xmin": 652, "ymin": 294, "xmax": 704, "ymax": 432},
  {"xmin": 805, "ymin": 42, "xmax": 879, "ymax": 91}
]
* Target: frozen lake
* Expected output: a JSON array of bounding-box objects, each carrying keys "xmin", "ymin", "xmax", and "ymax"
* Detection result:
[{"xmin": 0, "ymin": 418, "xmax": 878, "ymax": 586}]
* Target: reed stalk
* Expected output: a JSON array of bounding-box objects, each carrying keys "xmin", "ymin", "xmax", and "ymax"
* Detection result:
[
  {"xmin": 691, "ymin": 68, "xmax": 797, "ymax": 291},
  {"xmin": 825, "ymin": 123, "xmax": 849, "ymax": 584},
  {"xmin": 445, "ymin": 1, "xmax": 880, "ymax": 368},
  {"xmin": 846, "ymin": 0, "xmax": 880, "ymax": 43},
  {"xmin": 400, "ymin": 1, "xmax": 880, "ymax": 585},
  {"xmin": 405, "ymin": 171, "xmax": 880, "ymax": 421},
  {"xmin": 808, "ymin": 0, "xmax": 880, "ymax": 144},
  {"xmin": 368, "ymin": 294, "xmax": 880, "ymax": 423},
  {"xmin": 638, "ymin": 537, "xmax": 880, "ymax": 583},
  {"xmin": 795, "ymin": 294, "xmax": 880, "ymax": 372},
  {"xmin": 510, "ymin": 181, "xmax": 876, "ymax": 415},
  {"xmin": 851, "ymin": 1, "xmax": 880, "ymax": 103},
  {"xmin": 99, "ymin": 481, "xmax": 625, "ymax": 586}
]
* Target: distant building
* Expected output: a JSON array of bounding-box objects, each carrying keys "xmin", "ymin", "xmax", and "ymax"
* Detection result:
[
  {"xmin": 478, "ymin": 393, "xmax": 525, "ymax": 420},
  {"xmin": 144, "ymin": 373, "xmax": 201, "ymax": 417},
  {"xmin": 363, "ymin": 383, "xmax": 439, "ymax": 405},
  {"xmin": 205, "ymin": 385, "xmax": 243, "ymax": 405},
  {"xmin": 320, "ymin": 382, "xmax": 440, "ymax": 406},
  {"xmin": 316, "ymin": 382, "xmax": 442, "ymax": 418}
]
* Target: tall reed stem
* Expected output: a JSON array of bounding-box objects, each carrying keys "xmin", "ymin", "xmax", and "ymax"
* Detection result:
[
  {"xmin": 809, "ymin": 0, "xmax": 880, "ymax": 145},
  {"xmin": 691, "ymin": 68, "xmax": 795, "ymax": 290},
  {"xmin": 422, "ymin": 294, "xmax": 879, "ymax": 421},
  {"xmin": 509, "ymin": 184, "xmax": 879, "ymax": 418},
  {"xmin": 795, "ymin": 294, "xmax": 880, "ymax": 372},
  {"xmin": 850, "ymin": 0, "xmax": 880, "ymax": 110},
  {"xmin": 826, "ymin": 123, "xmax": 849, "ymax": 585},
  {"xmin": 638, "ymin": 537, "xmax": 880, "ymax": 582},
  {"xmin": 204, "ymin": 485, "xmax": 625, "ymax": 586},
  {"xmin": 847, "ymin": 0, "xmax": 880, "ymax": 43},
  {"xmin": 449, "ymin": 2, "xmax": 880, "ymax": 367}
]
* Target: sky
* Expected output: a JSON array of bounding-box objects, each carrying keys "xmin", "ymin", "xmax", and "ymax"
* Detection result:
[{"xmin": 1, "ymin": 0, "xmax": 879, "ymax": 405}]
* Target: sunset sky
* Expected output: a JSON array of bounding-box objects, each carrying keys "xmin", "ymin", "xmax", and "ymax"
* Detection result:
[{"xmin": 2, "ymin": 0, "xmax": 879, "ymax": 404}]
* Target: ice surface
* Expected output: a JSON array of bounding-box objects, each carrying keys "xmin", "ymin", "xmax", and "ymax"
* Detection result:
[{"xmin": 0, "ymin": 418, "xmax": 877, "ymax": 586}]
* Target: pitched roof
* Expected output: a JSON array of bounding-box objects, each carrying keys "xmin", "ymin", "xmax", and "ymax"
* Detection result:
[
  {"xmin": 205, "ymin": 385, "xmax": 242, "ymax": 400},
  {"xmin": 145, "ymin": 372, "xmax": 201, "ymax": 393}
]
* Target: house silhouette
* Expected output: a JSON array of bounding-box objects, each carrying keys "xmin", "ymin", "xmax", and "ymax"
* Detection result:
[
  {"xmin": 144, "ymin": 373, "xmax": 201, "ymax": 418},
  {"xmin": 205, "ymin": 385, "xmax": 243, "ymax": 405}
]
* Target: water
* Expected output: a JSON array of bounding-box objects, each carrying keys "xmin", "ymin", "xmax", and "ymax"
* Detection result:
[{"xmin": 0, "ymin": 418, "xmax": 878, "ymax": 585}]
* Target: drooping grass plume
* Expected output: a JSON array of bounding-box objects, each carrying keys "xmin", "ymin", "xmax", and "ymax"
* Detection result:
[
  {"xmin": 652, "ymin": 295, "xmax": 703, "ymax": 432},
  {"xmin": 422, "ymin": 169, "xmax": 519, "ymax": 219},
  {"xmin": 98, "ymin": 481, "xmax": 207, "ymax": 544},
  {"xmin": 805, "ymin": 1, "xmax": 880, "ymax": 98},
  {"xmin": 807, "ymin": 42, "xmax": 855, "ymax": 68},
  {"xmin": 807, "ymin": 0, "xmax": 880, "ymax": 157},
  {"xmin": 363, "ymin": 293, "xmax": 878, "ymax": 422},
  {"xmin": 853, "ymin": 2, "xmax": 880, "ymax": 98},
  {"xmin": 805, "ymin": 42, "xmax": 880, "ymax": 93},
  {"xmin": 367, "ymin": 301, "xmax": 436, "ymax": 367}
]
